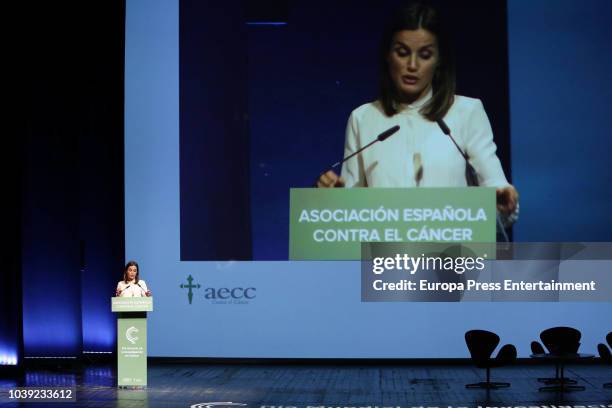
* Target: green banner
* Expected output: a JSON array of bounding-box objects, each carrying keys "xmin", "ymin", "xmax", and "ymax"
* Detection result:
[
  {"xmin": 289, "ymin": 187, "xmax": 496, "ymax": 260},
  {"xmin": 112, "ymin": 297, "xmax": 152, "ymax": 387},
  {"xmin": 117, "ymin": 317, "xmax": 148, "ymax": 386}
]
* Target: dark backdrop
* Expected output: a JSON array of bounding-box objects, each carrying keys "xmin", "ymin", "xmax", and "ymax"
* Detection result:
[{"xmin": 0, "ymin": 0, "xmax": 125, "ymax": 362}]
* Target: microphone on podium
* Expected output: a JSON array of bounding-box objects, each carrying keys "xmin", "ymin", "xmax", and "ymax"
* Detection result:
[
  {"xmin": 438, "ymin": 119, "xmax": 510, "ymax": 242},
  {"xmin": 116, "ymin": 284, "xmax": 131, "ymax": 297},
  {"xmin": 436, "ymin": 119, "xmax": 478, "ymax": 187},
  {"xmin": 325, "ymin": 125, "xmax": 400, "ymax": 173},
  {"xmin": 136, "ymin": 282, "xmax": 150, "ymax": 296}
]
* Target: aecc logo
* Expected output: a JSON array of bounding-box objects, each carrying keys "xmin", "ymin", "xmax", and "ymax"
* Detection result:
[
  {"xmin": 204, "ymin": 287, "xmax": 256, "ymax": 300},
  {"xmin": 180, "ymin": 275, "xmax": 256, "ymax": 304}
]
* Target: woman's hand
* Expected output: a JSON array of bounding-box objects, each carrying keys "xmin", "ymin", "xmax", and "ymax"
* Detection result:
[
  {"xmin": 316, "ymin": 170, "xmax": 345, "ymax": 188},
  {"xmin": 496, "ymin": 185, "xmax": 519, "ymax": 215},
  {"xmin": 145, "ymin": 290, "xmax": 152, "ymax": 297},
  {"xmin": 115, "ymin": 289, "xmax": 122, "ymax": 296}
]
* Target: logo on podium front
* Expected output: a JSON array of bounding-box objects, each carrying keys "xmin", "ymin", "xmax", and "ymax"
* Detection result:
[{"xmin": 126, "ymin": 326, "xmax": 139, "ymax": 344}]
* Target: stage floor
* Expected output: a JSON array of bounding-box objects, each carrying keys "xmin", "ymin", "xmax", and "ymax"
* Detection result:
[{"xmin": 1, "ymin": 363, "xmax": 610, "ymax": 407}]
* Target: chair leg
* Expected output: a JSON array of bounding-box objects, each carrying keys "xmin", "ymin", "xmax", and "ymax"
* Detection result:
[
  {"xmin": 537, "ymin": 362, "xmax": 558, "ymax": 383},
  {"xmin": 538, "ymin": 363, "xmax": 577, "ymax": 384},
  {"xmin": 538, "ymin": 377, "xmax": 578, "ymax": 384},
  {"xmin": 539, "ymin": 384, "xmax": 586, "ymax": 392},
  {"xmin": 466, "ymin": 381, "xmax": 510, "ymax": 389},
  {"xmin": 465, "ymin": 367, "xmax": 510, "ymax": 389},
  {"xmin": 538, "ymin": 364, "xmax": 585, "ymax": 392}
]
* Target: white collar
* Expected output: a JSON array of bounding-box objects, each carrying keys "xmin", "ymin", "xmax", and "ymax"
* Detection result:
[{"xmin": 395, "ymin": 87, "xmax": 433, "ymax": 111}]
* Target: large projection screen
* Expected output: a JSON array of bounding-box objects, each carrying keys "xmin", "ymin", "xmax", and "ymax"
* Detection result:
[{"xmin": 125, "ymin": 0, "xmax": 611, "ymax": 358}]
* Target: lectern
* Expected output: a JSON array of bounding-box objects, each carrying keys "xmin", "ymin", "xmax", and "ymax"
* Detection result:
[{"xmin": 111, "ymin": 297, "xmax": 153, "ymax": 387}]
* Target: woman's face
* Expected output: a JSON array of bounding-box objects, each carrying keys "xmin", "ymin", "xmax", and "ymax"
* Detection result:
[
  {"xmin": 126, "ymin": 265, "xmax": 137, "ymax": 281},
  {"xmin": 387, "ymin": 28, "xmax": 439, "ymax": 103}
]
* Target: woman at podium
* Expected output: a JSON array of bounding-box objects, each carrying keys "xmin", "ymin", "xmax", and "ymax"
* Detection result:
[
  {"xmin": 116, "ymin": 260, "xmax": 152, "ymax": 297},
  {"xmin": 316, "ymin": 2, "xmax": 518, "ymax": 223}
]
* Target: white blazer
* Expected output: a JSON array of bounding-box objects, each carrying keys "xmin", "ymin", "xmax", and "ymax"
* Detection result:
[
  {"xmin": 341, "ymin": 90, "xmax": 510, "ymax": 189},
  {"xmin": 116, "ymin": 280, "xmax": 149, "ymax": 297}
]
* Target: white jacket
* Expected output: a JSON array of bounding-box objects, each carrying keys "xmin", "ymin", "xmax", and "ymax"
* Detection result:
[
  {"xmin": 116, "ymin": 280, "xmax": 149, "ymax": 297},
  {"xmin": 341, "ymin": 90, "xmax": 510, "ymax": 189}
]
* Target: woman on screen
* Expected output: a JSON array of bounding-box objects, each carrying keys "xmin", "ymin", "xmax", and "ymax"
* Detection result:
[
  {"xmin": 116, "ymin": 260, "xmax": 152, "ymax": 297},
  {"xmin": 316, "ymin": 2, "xmax": 518, "ymax": 223}
]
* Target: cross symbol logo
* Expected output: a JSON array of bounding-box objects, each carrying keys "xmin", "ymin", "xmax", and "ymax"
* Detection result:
[{"xmin": 180, "ymin": 275, "xmax": 201, "ymax": 304}]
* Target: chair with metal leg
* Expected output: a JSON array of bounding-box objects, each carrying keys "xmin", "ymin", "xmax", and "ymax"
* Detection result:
[
  {"xmin": 465, "ymin": 330, "xmax": 516, "ymax": 389},
  {"xmin": 531, "ymin": 340, "xmax": 577, "ymax": 385},
  {"xmin": 533, "ymin": 327, "xmax": 587, "ymax": 392},
  {"xmin": 597, "ymin": 332, "xmax": 611, "ymax": 388}
]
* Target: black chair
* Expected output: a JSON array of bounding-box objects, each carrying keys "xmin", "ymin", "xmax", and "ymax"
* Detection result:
[
  {"xmin": 540, "ymin": 326, "xmax": 581, "ymax": 354},
  {"xmin": 537, "ymin": 326, "xmax": 584, "ymax": 392},
  {"xmin": 598, "ymin": 331, "xmax": 612, "ymax": 388},
  {"xmin": 465, "ymin": 330, "xmax": 516, "ymax": 389},
  {"xmin": 530, "ymin": 340, "xmax": 577, "ymax": 385},
  {"xmin": 531, "ymin": 341, "xmax": 545, "ymax": 355}
]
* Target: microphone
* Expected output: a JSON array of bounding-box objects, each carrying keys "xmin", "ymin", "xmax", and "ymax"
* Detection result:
[
  {"xmin": 326, "ymin": 125, "xmax": 400, "ymax": 172},
  {"xmin": 136, "ymin": 283, "xmax": 147, "ymax": 295},
  {"xmin": 437, "ymin": 119, "xmax": 451, "ymax": 136},
  {"xmin": 437, "ymin": 119, "xmax": 467, "ymax": 160},
  {"xmin": 437, "ymin": 119, "xmax": 510, "ymax": 242},
  {"xmin": 376, "ymin": 125, "xmax": 400, "ymax": 142},
  {"xmin": 116, "ymin": 284, "xmax": 131, "ymax": 297},
  {"xmin": 436, "ymin": 119, "xmax": 478, "ymax": 186}
]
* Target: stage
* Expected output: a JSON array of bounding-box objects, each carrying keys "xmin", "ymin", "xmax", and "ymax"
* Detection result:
[{"xmin": 1, "ymin": 362, "xmax": 610, "ymax": 407}]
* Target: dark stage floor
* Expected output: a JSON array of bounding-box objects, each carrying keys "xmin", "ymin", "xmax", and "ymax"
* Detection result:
[{"xmin": 0, "ymin": 362, "xmax": 610, "ymax": 407}]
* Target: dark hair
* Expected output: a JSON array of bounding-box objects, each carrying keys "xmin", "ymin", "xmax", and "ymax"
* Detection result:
[
  {"xmin": 123, "ymin": 260, "xmax": 140, "ymax": 284},
  {"xmin": 379, "ymin": 2, "xmax": 455, "ymax": 120}
]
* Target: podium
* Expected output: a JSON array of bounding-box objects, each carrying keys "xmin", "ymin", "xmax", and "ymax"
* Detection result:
[{"xmin": 111, "ymin": 297, "xmax": 153, "ymax": 387}]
